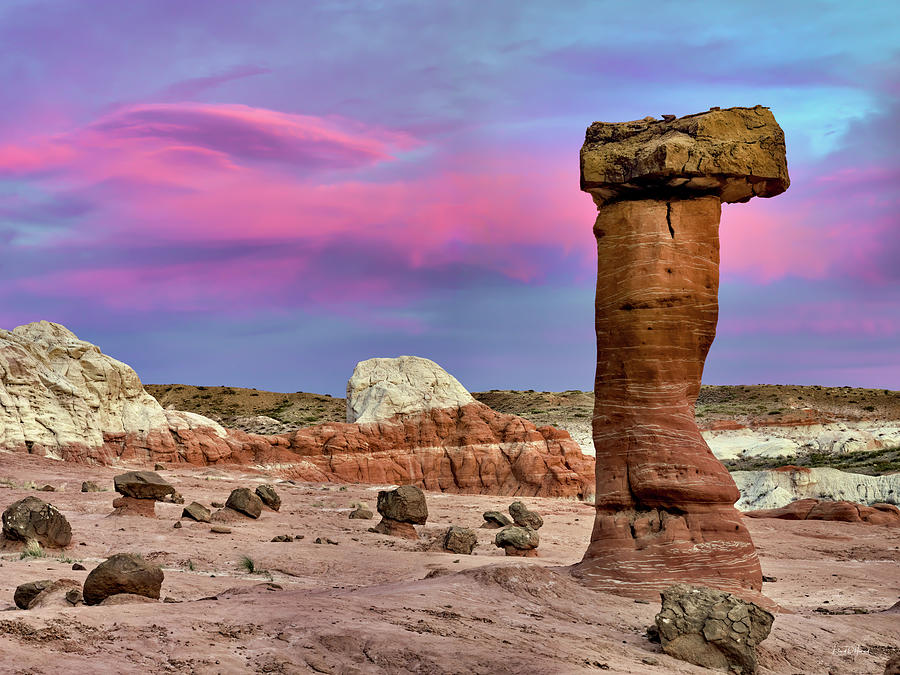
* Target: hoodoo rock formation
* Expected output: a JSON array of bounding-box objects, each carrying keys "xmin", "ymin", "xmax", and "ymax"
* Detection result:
[
  {"xmin": 0, "ymin": 324, "xmax": 593, "ymax": 498},
  {"xmin": 572, "ymin": 107, "xmax": 790, "ymax": 597}
]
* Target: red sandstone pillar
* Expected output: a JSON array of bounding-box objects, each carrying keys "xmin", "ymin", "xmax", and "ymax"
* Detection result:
[{"xmin": 572, "ymin": 107, "xmax": 790, "ymax": 597}]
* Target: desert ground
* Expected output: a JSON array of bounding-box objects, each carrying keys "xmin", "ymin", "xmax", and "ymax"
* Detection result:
[{"xmin": 1, "ymin": 451, "xmax": 897, "ymax": 675}]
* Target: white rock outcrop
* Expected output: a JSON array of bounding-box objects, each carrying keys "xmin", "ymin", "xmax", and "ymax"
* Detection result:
[
  {"xmin": 732, "ymin": 467, "xmax": 900, "ymax": 511},
  {"xmin": 346, "ymin": 356, "xmax": 475, "ymax": 424},
  {"xmin": 0, "ymin": 321, "xmax": 224, "ymax": 459},
  {"xmin": 704, "ymin": 422, "xmax": 900, "ymax": 461}
]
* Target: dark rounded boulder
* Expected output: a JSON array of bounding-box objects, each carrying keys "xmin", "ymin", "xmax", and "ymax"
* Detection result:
[
  {"xmin": 225, "ymin": 488, "xmax": 263, "ymax": 519},
  {"xmin": 113, "ymin": 471, "xmax": 174, "ymax": 501},
  {"xmin": 14, "ymin": 580, "xmax": 53, "ymax": 609},
  {"xmin": 83, "ymin": 553, "xmax": 163, "ymax": 605},
  {"xmin": 494, "ymin": 525, "xmax": 540, "ymax": 557},
  {"xmin": 509, "ymin": 501, "xmax": 543, "ymax": 530},
  {"xmin": 2, "ymin": 496, "xmax": 72, "ymax": 548},
  {"xmin": 481, "ymin": 511, "xmax": 512, "ymax": 529},
  {"xmin": 182, "ymin": 502, "xmax": 211, "ymax": 523},
  {"xmin": 376, "ymin": 485, "xmax": 428, "ymax": 525},
  {"xmin": 443, "ymin": 526, "xmax": 477, "ymax": 555}
]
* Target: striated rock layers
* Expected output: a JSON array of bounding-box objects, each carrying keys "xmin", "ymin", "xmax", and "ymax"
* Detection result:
[
  {"xmin": 0, "ymin": 321, "xmax": 230, "ymax": 464},
  {"xmin": 1, "ymin": 326, "xmax": 593, "ymax": 498},
  {"xmin": 572, "ymin": 107, "xmax": 790, "ymax": 597}
]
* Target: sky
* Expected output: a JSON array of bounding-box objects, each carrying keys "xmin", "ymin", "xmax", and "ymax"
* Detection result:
[{"xmin": 0, "ymin": 1, "xmax": 897, "ymax": 395}]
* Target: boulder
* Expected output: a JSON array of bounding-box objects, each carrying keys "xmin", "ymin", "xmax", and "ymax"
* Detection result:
[
  {"xmin": 654, "ymin": 583, "xmax": 774, "ymax": 674},
  {"xmin": 481, "ymin": 511, "xmax": 512, "ymax": 529},
  {"xmin": 225, "ymin": 488, "xmax": 263, "ymax": 519},
  {"xmin": 2, "ymin": 496, "xmax": 72, "ymax": 548},
  {"xmin": 113, "ymin": 471, "xmax": 174, "ymax": 501},
  {"xmin": 885, "ymin": 654, "xmax": 900, "ymax": 675},
  {"xmin": 508, "ymin": 501, "xmax": 543, "ymax": 530},
  {"xmin": 377, "ymin": 485, "xmax": 427, "ymax": 525},
  {"xmin": 443, "ymin": 526, "xmax": 477, "ymax": 555},
  {"xmin": 255, "ymin": 484, "xmax": 281, "ymax": 511},
  {"xmin": 494, "ymin": 526, "xmax": 539, "ymax": 557},
  {"xmin": 110, "ymin": 496, "xmax": 157, "ymax": 518},
  {"xmin": 182, "ymin": 502, "xmax": 211, "ymax": 523},
  {"xmin": 83, "ymin": 553, "xmax": 163, "ymax": 605},
  {"xmin": 574, "ymin": 107, "xmax": 790, "ymax": 596},
  {"xmin": 349, "ymin": 506, "xmax": 374, "ymax": 520},
  {"xmin": 14, "ymin": 580, "xmax": 53, "ymax": 609},
  {"xmin": 15, "ymin": 579, "xmax": 82, "ymax": 609}
]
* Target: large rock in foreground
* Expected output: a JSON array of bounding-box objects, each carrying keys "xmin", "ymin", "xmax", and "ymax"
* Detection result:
[
  {"xmin": 655, "ymin": 584, "xmax": 774, "ymax": 674},
  {"xmin": 574, "ymin": 107, "xmax": 788, "ymax": 597},
  {"xmin": 2, "ymin": 496, "xmax": 72, "ymax": 548},
  {"xmin": 83, "ymin": 553, "xmax": 163, "ymax": 605}
]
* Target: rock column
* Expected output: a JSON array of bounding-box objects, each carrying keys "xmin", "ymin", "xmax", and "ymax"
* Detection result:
[{"xmin": 573, "ymin": 106, "xmax": 790, "ymax": 596}]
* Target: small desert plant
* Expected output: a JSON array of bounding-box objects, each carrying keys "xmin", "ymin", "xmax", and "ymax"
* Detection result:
[
  {"xmin": 20, "ymin": 539, "xmax": 45, "ymax": 559},
  {"xmin": 238, "ymin": 554, "xmax": 256, "ymax": 574},
  {"xmin": 57, "ymin": 554, "xmax": 75, "ymax": 564},
  {"xmin": 187, "ymin": 559, "xmax": 195, "ymax": 571}
]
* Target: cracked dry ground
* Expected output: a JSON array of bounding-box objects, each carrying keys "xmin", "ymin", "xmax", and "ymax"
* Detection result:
[{"xmin": 0, "ymin": 453, "xmax": 898, "ymax": 674}]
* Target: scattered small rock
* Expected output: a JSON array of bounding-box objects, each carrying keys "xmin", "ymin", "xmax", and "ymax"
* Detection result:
[
  {"xmin": 81, "ymin": 481, "xmax": 102, "ymax": 493},
  {"xmin": 508, "ymin": 501, "xmax": 543, "ymax": 530},
  {"xmin": 38, "ymin": 484, "xmax": 55, "ymax": 492},
  {"xmin": 443, "ymin": 526, "xmax": 477, "ymax": 555},
  {"xmin": 211, "ymin": 526, "xmax": 232, "ymax": 534},
  {"xmin": 154, "ymin": 463, "xmax": 166, "ymax": 471},
  {"xmin": 255, "ymin": 484, "xmax": 281, "ymax": 511},
  {"xmin": 83, "ymin": 553, "xmax": 164, "ymax": 606},
  {"xmin": 225, "ymin": 488, "xmax": 263, "ymax": 519},
  {"xmin": 481, "ymin": 511, "xmax": 512, "ymax": 529},
  {"xmin": 211, "ymin": 501, "xmax": 224, "ymax": 508},
  {"xmin": 72, "ymin": 563, "xmax": 86, "ymax": 571},
  {"xmin": 271, "ymin": 535, "xmax": 293, "ymax": 542},
  {"xmin": 761, "ymin": 575, "xmax": 777, "ymax": 583},
  {"xmin": 161, "ymin": 492, "xmax": 184, "ymax": 504},
  {"xmin": 314, "ymin": 537, "xmax": 338, "ymax": 545},
  {"xmin": 173, "ymin": 521, "xmax": 182, "ymax": 529}
]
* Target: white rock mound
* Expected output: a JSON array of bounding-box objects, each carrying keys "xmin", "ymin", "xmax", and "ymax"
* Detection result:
[
  {"xmin": 0, "ymin": 321, "xmax": 224, "ymax": 459},
  {"xmin": 346, "ymin": 356, "xmax": 475, "ymax": 424},
  {"xmin": 732, "ymin": 467, "xmax": 900, "ymax": 511}
]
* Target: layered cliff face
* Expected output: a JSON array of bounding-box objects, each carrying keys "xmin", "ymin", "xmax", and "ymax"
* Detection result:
[
  {"xmin": 0, "ymin": 321, "xmax": 229, "ymax": 463},
  {"xmin": 0, "ymin": 326, "xmax": 593, "ymax": 498},
  {"xmin": 572, "ymin": 107, "xmax": 790, "ymax": 598}
]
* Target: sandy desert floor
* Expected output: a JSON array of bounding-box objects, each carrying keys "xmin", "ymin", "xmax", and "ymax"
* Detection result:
[{"xmin": 0, "ymin": 453, "xmax": 897, "ymax": 675}]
